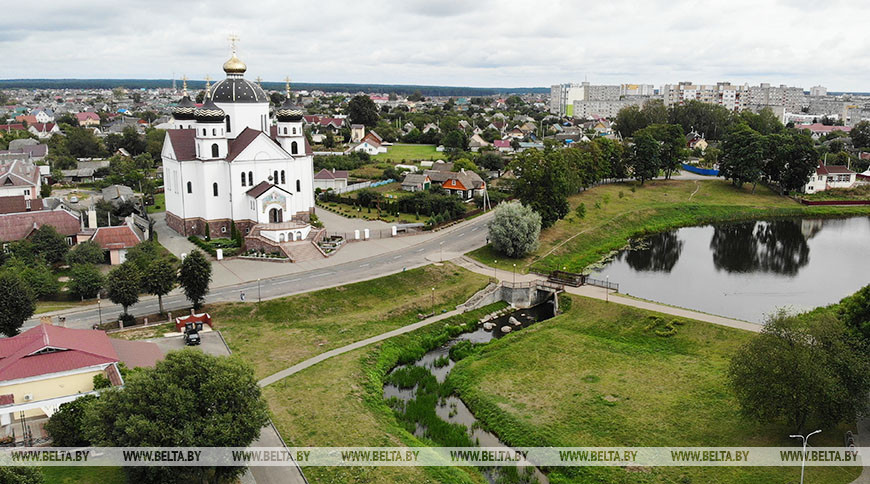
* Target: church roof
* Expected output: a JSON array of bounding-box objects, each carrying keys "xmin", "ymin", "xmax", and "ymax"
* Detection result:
[
  {"xmin": 166, "ymin": 127, "xmax": 314, "ymax": 162},
  {"xmin": 246, "ymin": 181, "xmax": 292, "ymax": 199},
  {"xmin": 210, "ymin": 77, "xmax": 268, "ymax": 104},
  {"xmin": 226, "ymin": 128, "xmax": 262, "ymax": 161},
  {"xmin": 166, "ymin": 129, "xmax": 197, "ymax": 161}
]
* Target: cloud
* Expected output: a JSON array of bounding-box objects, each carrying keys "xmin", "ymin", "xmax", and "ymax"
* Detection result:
[{"xmin": 3, "ymin": 0, "xmax": 870, "ymax": 91}]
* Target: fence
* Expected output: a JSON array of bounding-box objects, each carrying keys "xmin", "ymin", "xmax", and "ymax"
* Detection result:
[
  {"xmin": 328, "ymin": 178, "xmax": 396, "ymax": 195},
  {"xmin": 326, "ymin": 226, "xmax": 422, "ymax": 241},
  {"xmin": 681, "ymin": 163, "xmax": 719, "ymax": 176},
  {"xmin": 585, "ymin": 277, "xmax": 619, "ymax": 291}
]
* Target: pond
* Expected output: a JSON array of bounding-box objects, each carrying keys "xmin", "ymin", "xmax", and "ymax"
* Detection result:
[{"xmin": 593, "ymin": 217, "xmax": 870, "ymax": 323}]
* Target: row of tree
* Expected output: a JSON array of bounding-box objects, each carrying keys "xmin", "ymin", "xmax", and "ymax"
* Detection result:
[{"xmin": 615, "ymin": 99, "xmax": 784, "ymax": 140}]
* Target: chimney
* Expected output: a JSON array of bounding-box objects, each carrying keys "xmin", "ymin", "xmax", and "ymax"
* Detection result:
[{"xmin": 88, "ymin": 209, "xmax": 97, "ymax": 229}]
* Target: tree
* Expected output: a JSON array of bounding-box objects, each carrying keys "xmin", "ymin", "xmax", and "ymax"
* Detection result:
[
  {"xmin": 720, "ymin": 123, "xmax": 765, "ymax": 190},
  {"xmin": 125, "ymin": 240, "xmax": 162, "ymax": 270},
  {"xmin": 0, "ymin": 272, "xmax": 35, "ymax": 336},
  {"xmin": 142, "ymin": 257, "xmax": 177, "ymax": 315},
  {"xmin": 509, "ymin": 149, "xmax": 573, "ymax": 228},
  {"xmin": 638, "ymin": 124, "xmax": 686, "ymax": 179},
  {"xmin": 839, "ymin": 284, "xmax": 870, "ymax": 340},
  {"xmin": 488, "ymin": 201, "xmax": 541, "ymax": 258},
  {"xmin": 668, "ymin": 100, "xmax": 733, "ymax": 141},
  {"xmin": 69, "ymin": 264, "xmax": 105, "ymax": 300},
  {"xmin": 106, "ymin": 262, "xmax": 141, "ymax": 318},
  {"xmin": 728, "ymin": 311, "xmax": 870, "ymax": 432},
  {"xmin": 0, "ymin": 467, "xmax": 44, "ymax": 484},
  {"xmin": 737, "ymin": 108, "xmax": 783, "ymax": 135},
  {"xmin": 477, "ymin": 152, "xmax": 505, "ymax": 173},
  {"xmin": 764, "ymin": 130, "xmax": 818, "ymax": 195},
  {"xmin": 45, "ymin": 394, "xmax": 98, "ymax": 447},
  {"xmin": 66, "ymin": 240, "xmax": 105, "ymax": 265},
  {"xmin": 442, "ymin": 130, "xmax": 468, "ymax": 151},
  {"xmin": 179, "ymin": 250, "xmax": 212, "ymax": 311},
  {"xmin": 83, "ymin": 350, "xmax": 270, "ymax": 484},
  {"xmin": 851, "ymin": 121, "xmax": 870, "ymax": 149},
  {"xmin": 614, "ymin": 105, "xmax": 647, "ymax": 138},
  {"xmin": 347, "ymin": 95, "xmax": 379, "ymax": 127},
  {"xmin": 30, "ymin": 224, "xmax": 69, "ymax": 264},
  {"xmin": 630, "ymin": 132, "xmax": 660, "ymax": 184}
]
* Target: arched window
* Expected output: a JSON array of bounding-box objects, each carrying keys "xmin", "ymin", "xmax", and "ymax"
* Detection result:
[
  {"xmin": 211, "ymin": 143, "xmax": 219, "ymax": 158},
  {"xmin": 202, "ymin": 128, "xmax": 206, "ymax": 136},
  {"xmin": 212, "ymin": 128, "xmax": 216, "ymax": 136},
  {"xmin": 283, "ymin": 127, "xmax": 288, "ymax": 135},
  {"xmin": 292, "ymin": 127, "xmax": 297, "ymax": 134},
  {"xmin": 248, "ymin": 171, "xmax": 253, "ymax": 186},
  {"xmin": 296, "ymin": 179, "xmax": 301, "ymax": 192},
  {"xmin": 213, "ymin": 182, "xmax": 219, "ymax": 197},
  {"xmin": 291, "ymin": 141, "xmax": 298, "ymax": 155},
  {"xmin": 226, "ymin": 116, "xmax": 231, "ymax": 132},
  {"xmin": 186, "ymin": 181, "xmax": 192, "ymax": 194},
  {"xmin": 273, "ymin": 170, "xmax": 278, "ymax": 183},
  {"xmin": 281, "ymin": 170, "xmax": 286, "ymax": 184},
  {"xmin": 241, "ymin": 172, "xmax": 246, "ymax": 187}
]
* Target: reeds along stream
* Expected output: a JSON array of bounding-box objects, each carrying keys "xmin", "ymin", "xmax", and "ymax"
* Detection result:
[{"xmin": 383, "ymin": 298, "xmax": 555, "ymax": 484}]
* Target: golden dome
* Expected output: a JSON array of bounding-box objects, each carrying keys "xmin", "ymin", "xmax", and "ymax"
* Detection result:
[{"xmin": 222, "ymin": 53, "xmax": 247, "ymax": 75}]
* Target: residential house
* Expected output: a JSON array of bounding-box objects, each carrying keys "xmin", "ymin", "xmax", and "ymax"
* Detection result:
[
  {"xmin": 493, "ymin": 139, "xmax": 514, "ymax": 153},
  {"xmin": 506, "ymin": 126, "xmax": 525, "ymax": 139},
  {"xmin": 74, "ymin": 112, "xmax": 101, "ymax": 127},
  {"xmin": 348, "ymin": 131, "xmax": 387, "ymax": 155},
  {"xmin": 430, "ymin": 168, "xmax": 486, "ymax": 200},
  {"xmin": 468, "ymin": 133, "xmax": 490, "ymax": 152},
  {"xmin": 90, "ymin": 221, "xmax": 144, "ymax": 265},
  {"xmin": 350, "ymin": 124, "xmax": 366, "ymax": 143},
  {"xmin": 400, "ymin": 173, "xmax": 431, "ymax": 192},
  {"xmin": 794, "ymin": 123, "xmax": 851, "ymax": 140},
  {"xmin": 102, "ymin": 184, "xmax": 136, "ymax": 206},
  {"xmin": 60, "ymin": 160, "xmax": 110, "ymax": 183},
  {"xmin": 313, "ymin": 168, "xmax": 349, "ymax": 191},
  {"xmin": 0, "ymin": 207, "xmax": 81, "ymax": 245},
  {"xmin": 422, "ymin": 123, "xmax": 440, "ymax": 134},
  {"xmin": 686, "ymin": 131, "xmax": 708, "ymax": 152},
  {"xmin": 0, "ymin": 195, "xmax": 43, "ymax": 214},
  {"xmin": 0, "ymin": 140, "xmax": 48, "ymax": 164},
  {"xmin": 804, "ymin": 164, "xmax": 857, "ymax": 193},
  {"xmin": 0, "ymin": 157, "xmax": 41, "ymax": 199},
  {"xmin": 0, "ymin": 324, "xmax": 161, "ymax": 441},
  {"xmin": 27, "ymin": 123, "xmax": 60, "ymax": 139},
  {"xmin": 31, "ymin": 109, "xmax": 54, "ymax": 124}
]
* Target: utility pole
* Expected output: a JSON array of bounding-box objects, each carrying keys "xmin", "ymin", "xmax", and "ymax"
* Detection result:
[
  {"xmin": 257, "ymin": 279, "xmax": 261, "ymax": 304},
  {"xmin": 790, "ymin": 430, "xmax": 821, "ymax": 484}
]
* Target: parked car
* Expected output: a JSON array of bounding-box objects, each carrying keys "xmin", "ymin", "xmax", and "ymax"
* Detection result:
[
  {"xmin": 184, "ymin": 330, "xmax": 201, "ymax": 346},
  {"xmin": 69, "ymin": 195, "xmax": 79, "ymax": 203}
]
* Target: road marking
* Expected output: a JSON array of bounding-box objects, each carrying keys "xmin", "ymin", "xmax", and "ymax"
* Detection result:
[
  {"xmin": 287, "ymin": 278, "xmax": 301, "ymax": 282},
  {"xmin": 308, "ymin": 272, "xmax": 335, "ymax": 279},
  {"xmin": 458, "ymin": 232, "xmax": 465, "ymax": 237},
  {"xmin": 359, "ymin": 263, "xmax": 370, "ymax": 267},
  {"xmin": 471, "ymin": 227, "xmax": 479, "ymax": 231},
  {"xmin": 393, "ymin": 255, "xmax": 402, "ymax": 260},
  {"xmin": 416, "ymin": 248, "xmax": 425, "ymax": 252}
]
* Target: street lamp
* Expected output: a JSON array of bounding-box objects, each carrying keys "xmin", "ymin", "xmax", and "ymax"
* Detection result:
[
  {"xmin": 790, "ymin": 430, "xmax": 821, "ymax": 484},
  {"xmin": 431, "ymin": 287, "xmax": 435, "ymax": 307},
  {"xmin": 439, "ymin": 241, "xmax": 444, "ymax": 262},
  {"xmin": 513, "ymin": 263, "xmax": 516, "ymax": 284},
  {"xmin": 493, "ymin": 260, "xmax": 498, "ymax": 281},
  {"xmin": 257, "ymin": 279, "xmax": 262, "ymax": 304},
  {"xmin": 97, "ymin": 297, "xmax": 102, "ymax": 326},
  {"xmin": 606, "ymin": 275, "xmax": 609, "ymax": 303}
]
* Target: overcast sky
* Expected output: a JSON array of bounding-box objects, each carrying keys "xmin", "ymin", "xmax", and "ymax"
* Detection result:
[{"xmin": 4, "ymin": 0, "xmax": 870, "ymax": 91}]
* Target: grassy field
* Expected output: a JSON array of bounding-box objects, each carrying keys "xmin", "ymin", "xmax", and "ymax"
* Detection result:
[
  {"xmin": 41, "ymin": 466, "xmax": 126, "ymax": 484},
  {"xmin": 449, "ymin": 294, "xmax": 860, "ymax": 484},
  {"xmin": 469, "ymin": 179, "xmax": 870, "ymax": 274},
  {"xmin": 146, "ymin": 192, "xmax": 165, "ymax": 214},
  {"xmin": 34, "ymin": 299, "xmax": 91, "ymax": 315},
  {"xmin": 373, "ymin": 143, "xmax": 440, "ymax": 162},
  {"xmin": 216, "ymin": 263, "xmax": 490, "ymax": 379}
]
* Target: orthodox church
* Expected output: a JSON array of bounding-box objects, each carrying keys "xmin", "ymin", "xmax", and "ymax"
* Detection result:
[{"xmin": 162, "ymin": 45, "xmax": 315, "ymax": 241}]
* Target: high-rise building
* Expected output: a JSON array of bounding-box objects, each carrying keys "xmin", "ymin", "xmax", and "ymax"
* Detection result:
[
  {"xmin": 549, "ymin": 82, "xmax": 620, "ymax": 116},
  {"xmin": 810, "ymin": 85, "xmax": 828, "ymax": 97}
]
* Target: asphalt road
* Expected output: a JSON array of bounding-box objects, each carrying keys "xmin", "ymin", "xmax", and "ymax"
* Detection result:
[{"xmin": 24, "ymin": 213, "xmax": 492, "ymax": 331}]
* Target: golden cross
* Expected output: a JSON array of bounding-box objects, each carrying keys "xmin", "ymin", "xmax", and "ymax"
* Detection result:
[
  {"xmin": 284, "ymin": 76, "xmax": 291, "ymax": 98},
  {"xmin": 256, "ymin": 76, "xmax": 262, "ymax": 86},
  {"xmin": 228, "ymin": 34, "xmax": 240, "ymax": 54},
  {"xmin": 204, "ymin": 74, "xmax": 212, "ymax": 97},
  {"xmin": 181, "ymin": 75, "xmax": 188, "ymax": 93}
]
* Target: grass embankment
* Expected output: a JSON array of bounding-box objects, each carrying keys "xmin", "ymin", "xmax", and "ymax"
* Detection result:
[
  {"xmin": 449, "ymin": 295, "xmax": 859, "ymax": 484},
  {"xmin": 468, "ymin": 179, "xmax": 870, "ymax": 274},
  {"xmin": 802, "ymin": 184, "xmax": 870, "ymax": 201},
  {"xmin": 146, "ymin": 192, "xmax": 165, "ymax": 214},
  {"xmin": 263, "ymin": 305, "xmax": 504, "ymax": 484},
  {"xmin": 372, "ymin": 143, "xmax": 440, "ymax": 162},
  {"xmin": 216, "ymin": 263, "xmax": 490, "ymax": 379},
  {"xmin": 42, "ymin": 466, "xmax": 126, "ymax": 484}
]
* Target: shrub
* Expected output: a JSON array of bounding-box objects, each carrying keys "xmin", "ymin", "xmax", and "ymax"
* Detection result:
[
  {"xmin": 68, "ymin": 264, "xmax": 105, "ymax": 299},
  {"xmin": 45, "ymin": 394, "xmax": 98, "ymax": 447},
  {"xmin": 66, "ymin": 241, "xmax": 105, "ymax": 265},
  {"xmin": 575, "ymin": 203, "xmax": 586, "ymax": 219},
  {"xmin": 488, "ymin": 201, "xmax": 541, "ymax": 258}
]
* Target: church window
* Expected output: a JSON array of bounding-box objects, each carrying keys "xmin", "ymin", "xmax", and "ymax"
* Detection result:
[
  {"xmin": 248, "ymin": 171, "xmax": 253, "ymax": 186},
  {"xmin": 296, "ymin": 179, "xmax": 301, "ymax": 192},
  {"xmin": 292, "ymin": 127, "xmax": 297, "ymax": 134},
  {"xmin": 211, "ymin": 143, "xmax": 219, "ymax": 158},
  {"xmin": 202, "ymin": 128, "xmax": 206, "ymax": 136},
  {"xmin": 273, "ymin": 170, "xmax": 278, "ymax": 183},
  {"xmin": 212, "ymin": 128, "xmax": 216, "ymax": 136},
  {"xmin": 291, "ymin": 141, "xmax": 298, "ymax": 155},
  {"xmin": 281, "ymin": 170, "xmax": 286, "ymax": 184},
  {"xmin": 226, "ymin": 116, "xmax": 231, "ymax": 132},
  {"xmin": 213, "ymin": 182, "xmax": 219, "ymax": 197},
  {"xmin": 241, "ymin": 172, "xmax": 246, "ymax": 187},
  {"xmin": 283, "ymin": 127, "xmax": 287, "ymax": 135},
  {"xmin": 187, "ymin": 181, "xmax": 192, "ymax": 194}
]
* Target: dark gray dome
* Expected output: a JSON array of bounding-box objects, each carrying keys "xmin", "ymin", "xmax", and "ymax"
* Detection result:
[
  {"xmin": 276, "ymin": 97, "xmax": 304, "ymax": 122},
  {"xmin": 194, "ymin": 99, "xmax": 225, "ymax": 123},
  {"xmin": 209, "ymin": 77, "xmax": 268, "ymax": 103},
  {"xmin": 172, "ymin": 95, "xmax": 196, "ymax": 120}
]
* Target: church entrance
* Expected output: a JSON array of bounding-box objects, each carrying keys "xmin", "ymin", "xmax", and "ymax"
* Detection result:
[{"xmin": 268, "ymin": 208, "xmax": 283, "ymax": 223}]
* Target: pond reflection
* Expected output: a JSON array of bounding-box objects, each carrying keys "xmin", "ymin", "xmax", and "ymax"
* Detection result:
[
  {"xmin": 710, "ymin": 221, "xmax": 809, "ymax": 275},
  {"xmin": 622, "ymin": 231, "xmax": 684, "ymax": 272}
]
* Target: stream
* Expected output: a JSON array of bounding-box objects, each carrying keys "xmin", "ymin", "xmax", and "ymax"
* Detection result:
[{"xmin": 383, "ymin": 299, "xmax": 556, "ymax": 484}]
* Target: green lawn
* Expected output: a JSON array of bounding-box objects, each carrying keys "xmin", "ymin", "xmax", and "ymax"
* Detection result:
[
  {"xmin": 469, "ymin": 179, "xmax": 870, "ymax": 274},
  {"xmin": 449, "ymin": 294, "xmax": 860, "ymax": 484},
  {"xmin": 146, "ymin": 192, "xmax": 165, "ymax": 214},
  {"xmin": 216, "ymin": 263, "xmax": 490, "ymax": 379},
  {"xmin": 34, "ymin": 299, "xmax": 91, "ymax": 315},
  {"xmin": 41, "ymin": 466, "xmax": 126, "ymax": 484},
  {"xmin": 373, "ymin": 143, "xmax": 440, "ymax": 163}
]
